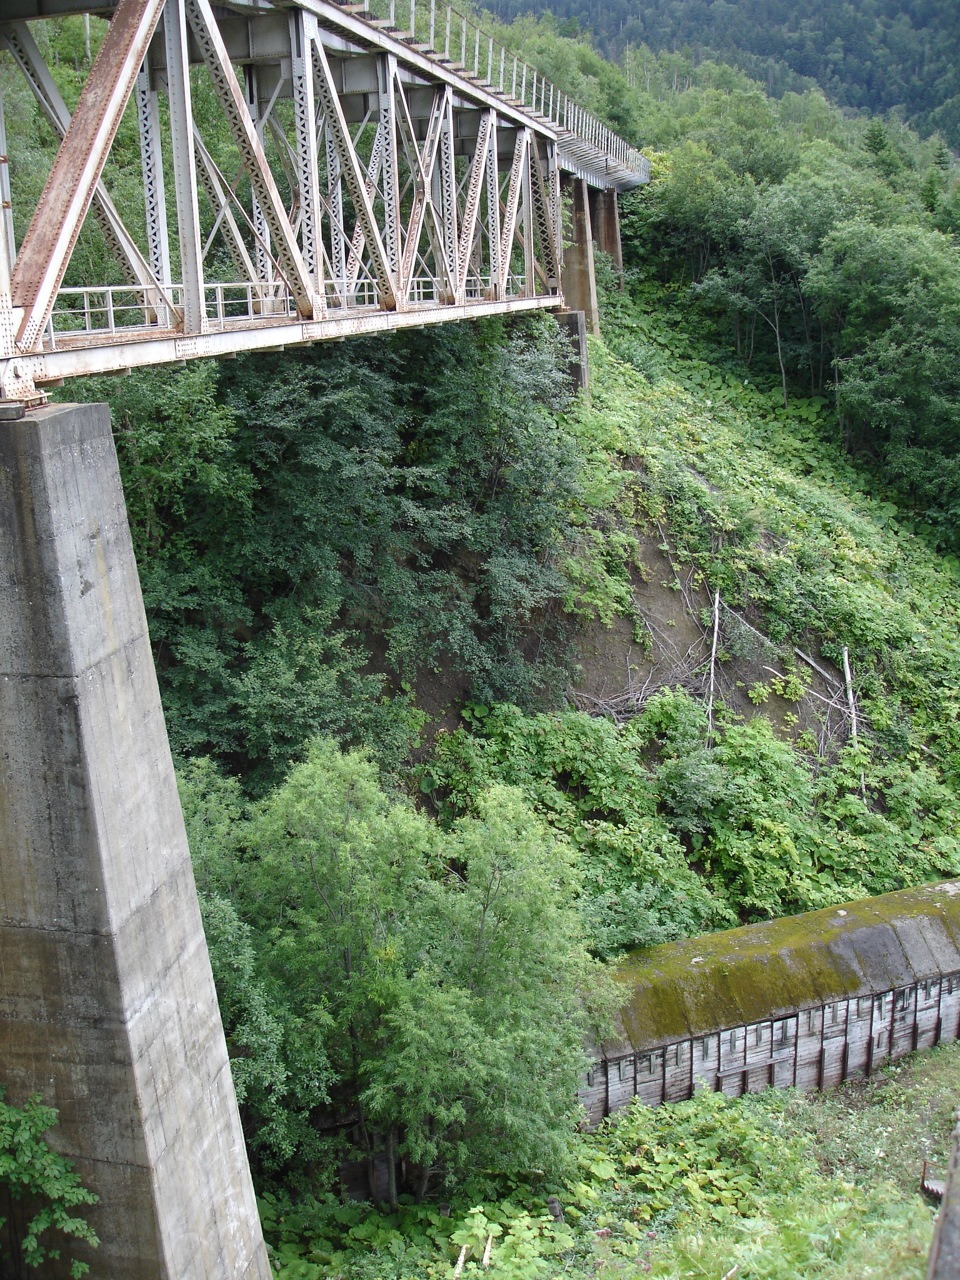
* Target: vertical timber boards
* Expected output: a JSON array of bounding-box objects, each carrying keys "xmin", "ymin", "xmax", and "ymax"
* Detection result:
[{"xmin": 584, "ymin": 971, "xmax": 960, "ymax": 1126}]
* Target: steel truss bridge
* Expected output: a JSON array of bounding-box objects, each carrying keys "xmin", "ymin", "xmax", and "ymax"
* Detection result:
[{"xmin": 0, "ymin": 0, "xmax": 647, "ymax": 404}]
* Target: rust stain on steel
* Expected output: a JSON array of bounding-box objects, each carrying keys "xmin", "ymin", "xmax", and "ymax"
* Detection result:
[{"xmin": 10, "ymin": 0, "xmax": 165, "ymax": 328}]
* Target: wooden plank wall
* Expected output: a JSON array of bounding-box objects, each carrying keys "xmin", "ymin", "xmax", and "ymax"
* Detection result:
[{"xmin": 582, "ymin": 971, "xmax": 960, "ymax": 1125}]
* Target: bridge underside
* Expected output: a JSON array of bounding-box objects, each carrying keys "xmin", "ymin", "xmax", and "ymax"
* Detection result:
[{"xmin": 0, "ymin": 0, "xmax": 647, "ymax": 402}]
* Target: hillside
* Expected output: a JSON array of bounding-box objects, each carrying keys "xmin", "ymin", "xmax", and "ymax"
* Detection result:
[
  {"xmin": 145, "ymin": 290, "xmax": 960, "ymax": 1273},
  {"xmin": 478, "ymin": 0, "xmax": 960, "ymax": 147},
  {"xmin": 11, "ymin": 7, "xmax": 960, "ymax": 1274}
]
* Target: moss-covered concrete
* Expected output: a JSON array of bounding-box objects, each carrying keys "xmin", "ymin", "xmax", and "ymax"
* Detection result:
[{"xmin": 609, "ymin": 881, "xmax": 960, "ymax": 1055}]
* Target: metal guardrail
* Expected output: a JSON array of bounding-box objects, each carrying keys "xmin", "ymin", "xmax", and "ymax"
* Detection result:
[
  {"xmin": 43, "ymin": 271, "xmax": 535, "ymax": 343},
  {"xmin": 336, "ymin": 0, "xmax": 650, "ymax": 182}
]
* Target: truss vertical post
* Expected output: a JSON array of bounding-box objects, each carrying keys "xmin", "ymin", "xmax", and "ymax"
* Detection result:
[
  {"xmin": 135, "ymin": 68, "xmax": 171, "ymax": 326},
  {"xmin": 377, "ymin": 54, "xmax": 401, "ymax": 281},
  {"xmin": 289, "ymin": 9, "xmax": 325, "ymax": 317},
  {"xmin": 164, "ymin": 0, "xmax": 206, "ymax": 333},
  {"xmin": 437, "ymin": 93, "xmax": 457, "ymax": 288},
  {"xmin": 325, "ymin": 133, "xmax": 346, "ymax": 299},
  {"xmin": 530, "ymin": 137, "xmax": 561, "ymax": 292},
  {"xmin": 0, "ymin": 82, "xmax": 14, "ymax": 364},
  {"xmin": 522, "ymin": 140, "xmax": 535, "ymax": 296},
  {"xmin": 456, "ymin": 108, "xmax": 493, "ymax": 304},
  {"xmin": 135, "ymin": 69, "xmax": 170, "ymax": 289},
  {"xmin": 547, "ymin": 139, "xmax": 562, "ymax": 281},
  {"xmin": 243, "ymin": 64, "xmax": 273, "ymax": 300},
  {"xmin": 484, "ymin": 115, "xmax": 501, "ymax": 298},
  {"xmin": 0, "ymin": 83, "xmax": 15, "ymax": 288}
]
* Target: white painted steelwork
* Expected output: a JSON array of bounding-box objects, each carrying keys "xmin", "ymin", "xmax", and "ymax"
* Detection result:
[{"xmin": 0, "ymin": 0, "xmax": 648, "ymax": 402}]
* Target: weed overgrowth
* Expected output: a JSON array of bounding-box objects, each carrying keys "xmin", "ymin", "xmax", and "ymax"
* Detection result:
[{"xmin": 264, "ymin": 1042, "xmax": 960, "ymax": 1278}]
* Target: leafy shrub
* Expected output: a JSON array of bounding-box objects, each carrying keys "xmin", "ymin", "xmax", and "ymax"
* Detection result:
[{"xmin": 0, "ymin": 1088, "xmax": 99, "ymax": 1279}]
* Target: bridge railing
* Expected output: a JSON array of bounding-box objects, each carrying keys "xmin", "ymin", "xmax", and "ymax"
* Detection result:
[
  {"xmin": 42, "ymin": 271, "xmax": 538, "ymax": 347},
  {"xmin": 343, "ymin": 0, "xmax": 649, "ymax": 182}
]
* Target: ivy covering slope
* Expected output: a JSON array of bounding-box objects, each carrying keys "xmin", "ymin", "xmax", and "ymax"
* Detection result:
[{"xmin": 421, "ymin": 316, "xmax": 960, "ymax": 951}]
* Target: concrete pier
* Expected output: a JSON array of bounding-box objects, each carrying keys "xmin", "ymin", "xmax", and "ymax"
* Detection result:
[
  {"xmin": 588, "ymin": 188, "xmax": 624, "ymax": 282},
  {"xmin": 555, "ymin": 309, "xmax": 590, "ymax": 391},
  {"xmin": 0, "ymin": 403, "xmax": 271, "ymax": 1279},
  {"xmin": 561, "ymin": 175, "xmax": 600, "ymax": 337}
]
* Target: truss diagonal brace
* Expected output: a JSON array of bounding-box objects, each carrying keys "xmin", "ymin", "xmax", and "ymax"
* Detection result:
[
  {"xmin": 399, "ymin": 86, "xmax": 449, "ymax": 297},
  {"xmin": 184, "ymin": 0, "xmax": 316, "ymax": 318},
  {"xmin": 192, "ymin": 129, "xmax": 258, "ymax": 284},
  {"xmin": 3, "ymin": 21, "xmax": 159, "ymax": 298},
  {"xmin": 10, "ymin": 0, "xmax": 166, "ymax": 350},
  {"xmin": 456, "ymin": 109, "xmax": 495, "ymax": 305},
  {"xmin": 530, "ymin": 139, "xmax": 561, "ymax": 290},
  {"xmin": 499, "ymin": 128, "xmax": 530, "ymax": 293},
  {"xmin": 307, "ymin": 21, "xmax": 397, "ymax": 311}
]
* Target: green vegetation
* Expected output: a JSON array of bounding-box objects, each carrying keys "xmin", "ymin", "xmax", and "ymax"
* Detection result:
[
  {"xmin": 479, "ymin": 0, "xmax": 960, "ymax": 150},
  {"xmin": 52, "ymin": 24, "xmax": 960, "ymax": 1244},
  {"xmin": 12, "ymin": 6, "xmax": 960, "ymax": 1271},
  {"xmin": 180, "ymin": 744, "xmax": 609, "ymax": 1193},
  {"xmin": 259, "ymin": 1042, "xmax": 960, "ymax": 1278},
  {"xmin": 481, "ymin": 18, "xmax": 960, "ymax": 542},
  {"xmin": 0, "ymin": 1088, "xmax": 99, "ymax": 1279},
  {"xmin": 70, "ymin": 314, "xmax": 605, "ymax": 790},
  {"xmin": 418, "ymin": 308, "xmax": 960, "ymax": 950}
]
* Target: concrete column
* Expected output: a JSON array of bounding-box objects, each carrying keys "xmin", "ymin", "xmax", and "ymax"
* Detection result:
[
  {"xmin": 588, "ymin": 187, "xmax": 624, "ymax": 283},
  {"xmin": 0, "ymin": 404, "xmax": 271, "ymax": 1280},
  {"xmin": 560, "ymin": 174, "xmax": 600, "ymax": 337},
  {"xmin": 555, "ymin": 309, "xmax": 589, "ymax": 392}
]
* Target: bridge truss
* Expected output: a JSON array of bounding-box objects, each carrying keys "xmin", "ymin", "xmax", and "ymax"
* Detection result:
[{"xmin": 0, "ymin": 0, "xmax": 647, "ymax": 403}]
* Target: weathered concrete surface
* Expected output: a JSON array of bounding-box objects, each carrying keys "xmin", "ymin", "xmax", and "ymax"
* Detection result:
[
  {"xmin": 0, "ymin": 403, "xmax": 271, "ymax": 1279},
  {"xmin": 588, "ymin": 188, "xmax": 623, "ymax": 282},
  {"xmin": 561, "ymin": 174, "xmax": 600, "ymax": 337},
  {"xmin": 555, "ymin": 309, "xmax": 590, "ymax": 392}
]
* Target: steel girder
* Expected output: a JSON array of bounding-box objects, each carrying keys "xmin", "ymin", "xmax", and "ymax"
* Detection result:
[{"xmin": 0, "ymin": 0, "xmax": 629, "ymax": 402}]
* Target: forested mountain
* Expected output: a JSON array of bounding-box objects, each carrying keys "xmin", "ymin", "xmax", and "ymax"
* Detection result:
[{"xmin": 479, "ymin": 0, "xmax": 960, "ymax": 147}]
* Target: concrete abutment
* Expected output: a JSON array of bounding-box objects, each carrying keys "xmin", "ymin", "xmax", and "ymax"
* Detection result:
[{"xmin": 0, "ymin": 403, "xmax": 270, "ymax": 1279}]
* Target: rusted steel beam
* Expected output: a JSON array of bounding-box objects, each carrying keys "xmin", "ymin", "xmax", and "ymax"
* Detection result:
[{"xmin": 10, "ymin": 0, "xmax": 165, "ymax": 350}]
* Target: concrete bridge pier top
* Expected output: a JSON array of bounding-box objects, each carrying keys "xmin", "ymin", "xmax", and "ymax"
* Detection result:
[{"xmin": 0, "ymin": 402, "xmax": 270, "ymax": 1279}]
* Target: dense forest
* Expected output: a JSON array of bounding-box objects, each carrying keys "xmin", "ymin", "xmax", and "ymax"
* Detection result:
[
  {"xmin": 5, "ymin": 7, "xmax": 960, "ymax": 1278},
  {"xmin": 478, "ymin": 0, "xmax": 960, "ymax": 147}
]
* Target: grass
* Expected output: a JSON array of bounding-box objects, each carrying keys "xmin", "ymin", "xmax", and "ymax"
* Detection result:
[{"xmin": 605, "ymin": 1042, "xmax": 960, "ymax": 1279}]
